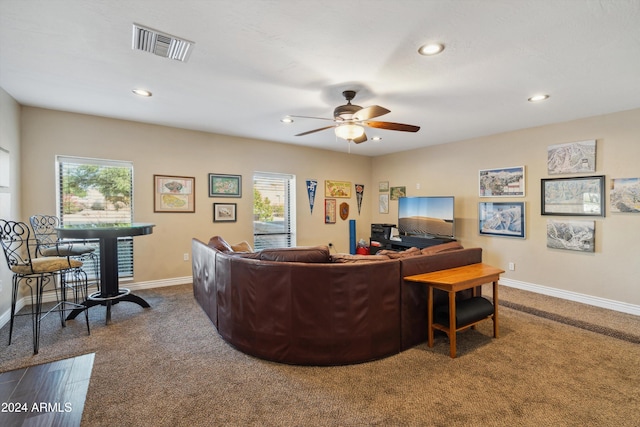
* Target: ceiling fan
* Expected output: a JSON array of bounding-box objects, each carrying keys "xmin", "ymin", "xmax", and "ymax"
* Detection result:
[{"xmin": 290, "ymin": 90, "xmax": 420, "ymax": 144}]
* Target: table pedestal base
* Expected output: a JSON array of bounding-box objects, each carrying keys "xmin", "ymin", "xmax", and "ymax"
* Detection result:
[{"xmin": 66, "ymin": 291, "xmax": 150, "ymax": 324}]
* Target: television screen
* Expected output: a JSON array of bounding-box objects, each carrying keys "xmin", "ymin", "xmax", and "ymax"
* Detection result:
[{"xmin": 397, "ymin": 196, "xmax": 455, "ymax": 238}]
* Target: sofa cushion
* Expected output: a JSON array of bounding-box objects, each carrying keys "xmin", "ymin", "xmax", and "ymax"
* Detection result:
[
  {"xmin": 377, "ymin": 247, "xmax": 421, "ymax": 259},
  {"xmin": 259, "ymin": 245, "xmax": 331, "ymax": 263},
  {"xmin": 331, "ymin": 253, "xmax": 391, "ymax": 263},
  {"xmin": 207, "ymin": 235, "xmax": 233, "ymax": 252},
  {"xmin": 420, "ymin": 241, "xmax": 464, "ymax": 255},
  {"xmin": 231, "ymin": 241, "xmax": 253, "ymax": 253}
]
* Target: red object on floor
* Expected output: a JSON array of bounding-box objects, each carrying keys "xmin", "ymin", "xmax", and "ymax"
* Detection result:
[{"xmin": 356, "ymin": 247, "xmax": 369, "ymax": 255}]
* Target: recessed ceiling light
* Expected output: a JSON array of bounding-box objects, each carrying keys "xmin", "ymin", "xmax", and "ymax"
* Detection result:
[
  {"xmin": 528, "ymin": 94, "xmax": 549, "ymax": 102},
  {"xmin": 372, "ymin": 136, "xmax": 382, "ymax": 141},
  {"xmin": 418, "ymin": 43, "xmax": 445, "ymax": 56},
  {"xmin": 281, "ymin": 116, "xmax": 294, "ymax": 123},
  {"xmin": 132, "ymin": 89, "xmax": 152, "ymax": 97}
]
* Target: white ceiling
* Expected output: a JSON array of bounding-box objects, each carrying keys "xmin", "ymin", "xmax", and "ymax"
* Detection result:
[{"xmin": 1, "ymin": 0, "xmax": 640, "ymax": 157}]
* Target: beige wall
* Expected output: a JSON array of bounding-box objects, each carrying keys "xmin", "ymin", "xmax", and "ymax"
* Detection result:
[
  {"xmin": 0, "ymin": 88, "xmax": 21, "ymax": 316},
  {"xmin": 4, "ymin": 96, "xmax": 639, "ymax": 316},
  {"xmin": 372, "ymin": 108, "xmax": 640, "ymax": 308},
  {"xmin": 19, "ymin": 107, "xmax": 373, "ymax": 284}
]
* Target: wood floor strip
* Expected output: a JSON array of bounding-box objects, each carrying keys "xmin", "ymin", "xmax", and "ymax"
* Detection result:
[{"xmin": 0, "ymin": 353, "xmax": 94, "ymax": 427}]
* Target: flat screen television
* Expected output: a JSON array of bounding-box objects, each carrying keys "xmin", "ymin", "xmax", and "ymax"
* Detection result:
[{"xmin": 397, "ymin": 196, "xmax": 455, "ymax": 238}]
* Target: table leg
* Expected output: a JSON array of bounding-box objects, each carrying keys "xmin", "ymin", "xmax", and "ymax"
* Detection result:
[
  {"xmin": 448, "ymin": 290, "xmax": 456, "ymax": 358},
  {"xmin": 427, "ymin": 286, "xmax": 434, "ymax": 347},
  {"xmin": 65, "ymin": 236, "xmax": 150, "ymax": 323},
  {"xmin": 493, "ymin": 280, "xmax": 499, "ymax": 338}
]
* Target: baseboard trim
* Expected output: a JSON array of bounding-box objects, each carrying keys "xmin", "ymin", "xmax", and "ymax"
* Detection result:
[
  {"xmin": 0, "ymin": 276, "xmax": 192, "ymax": 329},
  {"xmin": 3, "ymin": 275, "xmax": 637, "ymax": 329},
  {"xmin": 500, "ymin": 278, "xmax": 640, "ymax": 316}
]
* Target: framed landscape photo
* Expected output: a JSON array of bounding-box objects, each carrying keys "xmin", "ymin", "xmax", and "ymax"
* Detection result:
[
  {"xmin": 547, "ymin": 139, "xmax": 596, "ymax": 175},
  {"xmin": 479, "ymin": 166, "xmax": 525, "ymax": 197},
  {"xmin": 479, "ymin": 202, "xmax": 525, "ymax": 238},
  {"xmin": 154, "ymin": 175, "xmax": 195, "ymax": 213},
  {"xmin": 390, "ymin": 186, "xmax": 406, "ymax": 200},
  {"xmin": 610, "ymin": 177, "xmax": 640, "ymax": 213},
  {"xmin": 547, "ymin": 219, "xmax": 595, "ymax": 252},
  {"xmin": 209, "ymin": 173, "xmax": 242, "ymax": 197},
  {"xmin": 541, "ymin": 175, "xmax": 605, "ymax": 216},
  {"xmin": 213, "ymin": 203, "xmax": 237, "ymax": 222}
]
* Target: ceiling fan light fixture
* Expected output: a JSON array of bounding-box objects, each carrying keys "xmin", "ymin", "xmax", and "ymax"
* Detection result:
[
  {"xmin": 528, "ymin": 94, "xmax": 550, "ymax": 102},
  {"xmin": 132, "ymin": 88, "xmax": 152, "ymax": 97},
  {"xmin": 418, "ymin": 43, "xmax": 445, "ymax": 56},
  {"xmin": 335, "ymin": 124, "xmax": 365, "ymax": 141}
]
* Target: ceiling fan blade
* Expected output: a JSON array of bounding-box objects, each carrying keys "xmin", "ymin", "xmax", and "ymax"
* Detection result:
[
  {"xmin": 352, "ymin": 105, "xmax": 390, "ymax": 121},
  {"xmin": 289, "ymin": 115, "xmax": 335, "ymax": 121},
  {"xmin": 353, "ymin": 132, "xmax": 368, "ymax": 144},
  {"xmin": 363, "ymin": 121, "xmax": 420, "ymax": 132},
  {"xmin": 295, "ymin": 125, "xmax": 336, "ymax": 136}
]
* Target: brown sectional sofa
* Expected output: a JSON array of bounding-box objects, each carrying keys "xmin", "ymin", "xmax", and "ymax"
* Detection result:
[{"xmin": 192, "ymin": 236, "xmax": 483, "ymax": 365}]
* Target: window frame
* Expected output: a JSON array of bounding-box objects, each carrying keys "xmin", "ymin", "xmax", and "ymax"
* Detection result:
[
  {"xmin": 56, "ymin": 155, "xmax": 135, "ymax": 279},
  {"xmin": 253, "ymin": 171, "xmax": 296, "ymax": 250}
]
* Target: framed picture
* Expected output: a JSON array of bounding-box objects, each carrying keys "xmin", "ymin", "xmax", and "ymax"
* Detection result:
[
  {"xmin": 379, "ymin": 194, "xmax": 389, "ymax": 214},
  {"xmin": 379, "ymin": 181, "xmax": 389, "ymax": 192},
  {"xmin": 325, "ymin": 199, "xmax": 336, "ymax": 223},
  {"xmin": 213, "ymin": 203, "xmax": 237, "ymax": 222},
  {"xmin": 209, "ymin": 173, "xmax": 242, "ymax": 197},
  {"xmin": 325, "ymin": 180, "xmax": 351, "ymax": 198},
  {"xmin": 479, "ymin": 202, "xmax": 525, "ymax": 238},
  {"xmin": 541, "ymin": 175, "xmax": 605, "ymax": 216},
  {"xmin": 153, "ymin": 175, "xmax": 195, "ymax": 213},
  {"xmin": 547, "ymin": 140, "xmax": 596, "ymax": 174},
  {"xmin": 610, "ymin": 177, "xmax": 640, "ymax": 213},
  {"xmin": 547, "ymin": 219, "xmax": 595, "ymax": 252},
  {"xmin": 479, "ymin": 166, "xmax": 525, "ymax": 197},
  {"xmin": 390, "ymin": 186, "xmax": 406, "ymax": 200}
]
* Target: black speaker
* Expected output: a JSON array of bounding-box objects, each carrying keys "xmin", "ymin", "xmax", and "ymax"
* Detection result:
[{"xmin": 371, "ymin": 223, "xmax": 395, "ymax": 240}]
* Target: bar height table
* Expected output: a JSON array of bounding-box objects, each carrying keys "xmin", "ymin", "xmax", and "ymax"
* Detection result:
[{"xmin": 57, "ymin": 223, "xmax": 155, "ymax": 324}]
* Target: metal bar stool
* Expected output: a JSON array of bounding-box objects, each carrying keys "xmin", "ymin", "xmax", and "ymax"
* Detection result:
[
  {"xmin": 1, "ymin": 219, "xmax": 91, "ymax": 354},
  {"xmin": 30, "ymin": 214, "xmax": 100, "ymax": 297}
]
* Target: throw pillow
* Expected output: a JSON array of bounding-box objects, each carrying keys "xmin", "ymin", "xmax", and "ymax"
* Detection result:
[
  {"xmin": 207, "ymin": 235, "xmax": 233, "ymax": 252},
  {"xmin": 420, "ymin": 241, "xmax": 464, "ymax": 255},
  {"xmin": 331, "ymin": 254, "xmax": 391, "ymax": 263},
  {"xmin": 377, "ymin": 247, "xmax": 421, "ymax": 259},
  {"xmin": 231, "ymin": 241, "xmax": 253, "ymax": 253}
]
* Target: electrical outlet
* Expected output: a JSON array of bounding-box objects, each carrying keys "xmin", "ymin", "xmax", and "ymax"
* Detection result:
[
  {"xmin": 508, "ymin": 262, "xmax": 515, "ymax": 271},
  {"xmin": 183, "ymin": 253, "xmax": 189, "ymax": 261}
]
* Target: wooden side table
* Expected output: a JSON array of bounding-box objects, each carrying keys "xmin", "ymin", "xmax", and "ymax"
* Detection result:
[{"xmin": 404, "ymin": 263, "xmax": 504, "ymax": 358}]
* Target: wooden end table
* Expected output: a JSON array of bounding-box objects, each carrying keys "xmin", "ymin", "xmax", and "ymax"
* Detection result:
[{"xmin": 405, "ymin": 263, "xmax": 504, "ymax": 358}]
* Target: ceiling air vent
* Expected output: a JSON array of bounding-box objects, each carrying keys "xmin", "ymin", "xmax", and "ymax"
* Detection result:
[{"xmin": 132, "ymin": 24, "xmax": 194, "ymax": 62}]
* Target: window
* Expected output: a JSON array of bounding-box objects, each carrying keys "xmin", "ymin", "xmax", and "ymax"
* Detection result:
[
  {"xmin": 56, "ymin": 156, "xmax": 134, "ymax": 279},
  {"xmin": 253, "ymin": 172, "xmax": 296, "ymax": 250}
]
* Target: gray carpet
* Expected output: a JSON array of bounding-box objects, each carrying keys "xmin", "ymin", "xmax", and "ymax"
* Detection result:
[{"xmin": 1, "ymin": 284, "xmax": 639, "ymax": 427}]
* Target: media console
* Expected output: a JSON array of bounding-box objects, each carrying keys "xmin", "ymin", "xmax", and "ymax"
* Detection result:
[
  {"xmin": 370, "ymin": 235, "xmax": 456, "ymax": 254},
  {"xmin": 369, "ymin": 223, "xmax": 455, "ymax": 254}
]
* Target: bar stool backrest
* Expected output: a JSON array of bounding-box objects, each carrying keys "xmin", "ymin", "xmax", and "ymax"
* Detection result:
[
  {"xmin": 29, "ymin": 214, "xmax": 62, "ymax": 255},
  {"xmin": 0, "ymin": 219, "xmax": 36, "ymax": 273}
]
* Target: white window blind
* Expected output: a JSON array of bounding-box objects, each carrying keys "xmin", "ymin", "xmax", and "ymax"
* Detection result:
[
  {"xmin": 253, "ymin": 172, "xmax": 296, "ymax": 250},
  {"xmin": 56, "ymin": 156, "xmax": 134, "ymax": 279}
]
